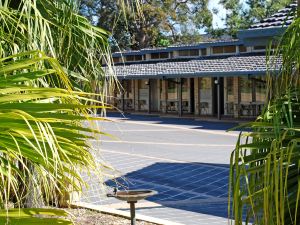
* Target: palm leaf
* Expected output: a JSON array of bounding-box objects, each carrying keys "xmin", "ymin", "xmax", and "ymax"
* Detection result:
[
  {"xmin": 229, "ymin": 18, "xmax": 300, "ymax": 225},
  {"xmin": 0, "ymin": 51, "xmax": 108, "ymax": 208}
]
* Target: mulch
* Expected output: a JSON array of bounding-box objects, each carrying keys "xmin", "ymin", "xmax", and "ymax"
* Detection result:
[{"xmin": 65, "ymin": 208, "xmax": 157, "ymax": 225}]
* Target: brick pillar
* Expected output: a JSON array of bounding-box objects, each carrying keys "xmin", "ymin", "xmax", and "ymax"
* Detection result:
[
  {"xmin": 233, "ymin": 77, "xmax": 240, "ymax": 118},
  {"xmin": 161, "ymin": 80, "xmax": 168, "ymax": 113},
  {"xmin": 134, "ymin": 80, "xmax": 139, "ymax": 111},
  {"xmin": 194, "ymin": 78, "xmax": 200, "ymax": 115}
]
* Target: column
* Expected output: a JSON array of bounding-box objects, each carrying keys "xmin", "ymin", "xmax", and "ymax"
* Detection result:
[
  {"xmin": 148, "ymin": 79, "xmax": 151, "ymax": 114},
  {"xmin": 134, "ymin": 80, "xmax": 139, "ymax": 111},
  {"xmin": 157, "ymin": 79, "xmax": 161, "ymax": 112},
  {"xmin": 178, "ymin": 78, "xmax": 182, "ymax": 117},
  {"xmin": 233, "ymin": 77, "xmax": 240, "ymax": 118},
  {"xmin": 194, "ymin": 78, "xmax": 200, "ymax": 115},
  {"xmin": 187, "ymin": 78, "xmax": 191, "ymax": 113},
  {"xmin": 161, "ymin": 80, "xmax": 168, "ymax": 113},
  {"xmin": 121, "ymin": 80, "xmax": 125, "ymax": 112},
  {"xmin": 217, "ymin": 77, "xmax": 221, "ymax": 120}
]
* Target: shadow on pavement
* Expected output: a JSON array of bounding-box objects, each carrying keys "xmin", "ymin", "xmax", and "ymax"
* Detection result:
[
  {"xmin": 105, "ymin": 162, "xmax": 231, "ymax": 219},
  {"xmin": 106, "ymin": 112, "xmax": 244, "ymax": 132}
]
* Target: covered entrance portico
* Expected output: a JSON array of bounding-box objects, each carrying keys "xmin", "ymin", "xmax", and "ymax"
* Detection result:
[
  {"xmin": 116, "ymin": 74, "xmax": 266, "ymax": 119},
  {"xmin": 111, "ymin": 54, "xmax": 270, "ymax": 119}
]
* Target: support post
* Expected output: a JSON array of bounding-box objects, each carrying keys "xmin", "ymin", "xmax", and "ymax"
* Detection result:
[
  {"xmin": 217, "ymin": 77, "xmax": 221, "ymax": 120},
  {"xmin": 121, "ymin": 80, "xmax": 125, "ymax": 112},
  {"xmin": 148, "ymin": 79, "xmax": 151, "ymax": 114},
  {"xmin": 129, "ymin": 201, "xmax": 136, "ymax": 225},
  {"xmin": 194, "ymin": 78, "xmax": 200, "ymax": 115},
  {"xmin": 178, "ymin": 78, "xmax": 182, "ymax": 117},
  {"xmin": 134, "ymin": 80, "xmax": 139, "ymax": 111}
]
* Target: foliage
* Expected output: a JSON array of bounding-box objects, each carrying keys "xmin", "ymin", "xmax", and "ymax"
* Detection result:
[
  {"xmin": 219, "ymin": 0, "xmax": 294, "ymax": 37},
  {"xmin": 0, "ymin": 51, "xmax": 108, "ymax": 208},
  {"xmin": 80, "ymin": 0, "xmax": 213, "ymax": 50},
  {"xmin": 229, "ymin": 17, "xmax": 300, "ymax": 224},
  {"xmin": 0, "ymin": 0, "xmax": 113, "ymax": 94}
]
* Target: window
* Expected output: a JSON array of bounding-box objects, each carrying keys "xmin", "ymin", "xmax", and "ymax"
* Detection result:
[
  {"xmin": 151, "ymin": 52, "xmax": 169, "ymax": 59},
  {"xmin": 212, "ymin": 45, "xmax": 236, "ymax": 54},
  {"xmin": 178, "ymin": 49, "xmax": 199, "ymax": 57},
  {"xmin": 190, "ymin": 49, "xmax": 199, "ymax": 56},
  {"xmin": 239, "ymin": 45, "xmax": 247, "ymax": 53},
  {"xmin": 167, "ymin": 78, "xmax": 177, "ymax": 100},
  {"xmin": 255, "ymin": 76, "xmax": 266, "ymax": 102},
  {"xmin": 126, "ymin": 55, "xmax": 143, "ymax": 62},
  {"xmin": 253, "ymin": 46, "xmax": 266, "ymax": 50},
  {"xmin": 113, "ymin": 57, "xmax": 120, "ymax": 63},
  {"xmin": 224, "ymin": 77, "xmax": 234, "ymax": 115},
  {"xmin": 199, "ymin": 78, "xmax": 212, "ymax": 115},
  {"xmin": 201, "ymin": 48, "xmax": 207, "ymax": 56},
  {"xmin": 135, "ymin": 55, "xmax": 143, "ymax": 61},
  {"xmin": 138, "ymin": 79, "xmax": 149, "ymax": 111},
  {"xmin": 182, "ymin": 78, "xmax": 188, "ymax": 100},
  {"xmin": 224, "ymin": 45, "xmax": 236, "ymax": 53},
  {"xmin": 160, "ymin": 52, "xmax": 169, "ymax": 58},
  {"xmin": 126, "ymin": 55, "xmax": 135, "ymax": 61},
  {"xmin": 123, "ymin": 80, "xmax": 133, "ymax": 98},
  {"xmin": 151, "ymin": 53, "xmax": 160, "ymax": 59},
  {"xmin": 178, "ymin": 50, "xmax": 189, "ymax": 57},
  {"xmin": 212, "ymin": 46, "xmax": 223, "ymax": 54},
  {"xmin": 240, "ymin": 77, "xmax": 252, "ymax": 103}
]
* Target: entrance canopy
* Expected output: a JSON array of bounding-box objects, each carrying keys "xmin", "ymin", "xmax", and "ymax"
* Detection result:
[{"xmin": 107, "ymin": 54, "xmax": 281, "ymax": 80}]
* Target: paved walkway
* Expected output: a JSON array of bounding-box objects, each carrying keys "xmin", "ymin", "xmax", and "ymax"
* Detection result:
[{"xmin": 80, "ymin": 114, "xmax": 240, "ymax": 225}]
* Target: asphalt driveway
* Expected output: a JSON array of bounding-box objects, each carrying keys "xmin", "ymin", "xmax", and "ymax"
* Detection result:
[{"xmin": 80, "ymin": 114, "xmax": 240, "ymax": 225}]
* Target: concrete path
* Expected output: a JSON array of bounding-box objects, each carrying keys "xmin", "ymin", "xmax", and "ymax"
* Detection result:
[{"xmin": 80, "ymin": 114, "xmax": 241, "ymax": 225}]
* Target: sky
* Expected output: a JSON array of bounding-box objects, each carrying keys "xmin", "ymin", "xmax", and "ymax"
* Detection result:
[{"xmin": 208, "ymin": 0, "xmax": 226, "ymax": 28}]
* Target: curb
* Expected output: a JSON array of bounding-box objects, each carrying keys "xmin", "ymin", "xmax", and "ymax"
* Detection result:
[
  {"xmin": 71, "ymin": 202, "xmax": 185, "ymax": 225},
  {"xmin": 107, "ymin": 111, "xmax": 252, "ymax": 124}
]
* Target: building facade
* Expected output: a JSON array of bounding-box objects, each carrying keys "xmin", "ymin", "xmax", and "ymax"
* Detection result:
[{"xmin": 107, "ymin": 2, "xmax": 296, "ymax": 119}]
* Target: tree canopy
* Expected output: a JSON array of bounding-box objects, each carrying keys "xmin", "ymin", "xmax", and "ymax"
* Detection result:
[
  {"xmin": 220, "ymin": 0, "xmax": 294, "ymax": 36},
  {"xmin": 80, "ymin": 0, "xmax": 213, "ymax": 50},
  {"xmin": 80, "ymin": 0, "xmax": 296, "ymax": 49}
]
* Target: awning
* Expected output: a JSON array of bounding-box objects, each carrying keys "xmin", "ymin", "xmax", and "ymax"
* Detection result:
[{"xmin": 106, "ymin": 54, "xmax": 281, "ymax": 80}]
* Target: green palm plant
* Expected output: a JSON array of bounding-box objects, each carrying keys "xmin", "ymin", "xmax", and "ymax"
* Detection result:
[
  {"xmin": 229, "ymin": 17, "xmax": 300, "ymax": 225},
  {"xmin": 0, "ymin": 2, "xmax": 143, "ymax": 225},
  {"xmin": 0, "ymin": 50, "xmax": 108, "ymax": 208},
  {"xmin": 0, "ymin": 0, "xmax": 118, "ymax": 100}
]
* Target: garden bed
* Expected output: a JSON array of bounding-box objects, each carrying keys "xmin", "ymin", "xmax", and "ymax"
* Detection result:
[{"xmin": 65, "ymin": 208, "xmax": 156, "ymax": 225}]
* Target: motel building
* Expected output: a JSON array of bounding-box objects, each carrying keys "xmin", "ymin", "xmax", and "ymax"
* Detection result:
[{"xmin": 107, "ymin": 3, "xmax": 296, "ymax": 119}]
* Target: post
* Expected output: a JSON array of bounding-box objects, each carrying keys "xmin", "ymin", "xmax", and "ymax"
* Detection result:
[
  {"xmin": 129, "ymin": 201, "xmax": 136, "ymax": 225},
  {"xmin": 121, "ymin": 80, "xmax": 125, "ymax": 112},
  {"xmin": 148, "ymin": 79, "xmax": 151, "ymax": 114},
  {"xmin": 178, "ymin": 78, "xmax": 182, "ymax": 117},
  {"xmin": 217, "ymin": 77, "xmax": 221, "ymax": 120}
]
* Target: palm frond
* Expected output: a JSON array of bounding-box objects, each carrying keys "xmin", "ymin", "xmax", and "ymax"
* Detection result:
[
  {"xmin": 229, "ymin": 18, "xmax": 300, "ymax": 225},
  {"xmin": 0, "ymin": 50, "xmax": 106, "ymax": 208}
]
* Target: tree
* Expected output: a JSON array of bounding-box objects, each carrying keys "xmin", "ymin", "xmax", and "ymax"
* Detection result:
[
  {"xmin": 80, "ymin": 0, "xmax": 213, "ymax": 50},
  {"xmin": 0, "ymin": 0, "xmax": 139, "ymax": 210},
  {"xmin": 220, "ymin": 0, "xmax": 294, "ymax": 37},
  {"xmin": 229, "ymin": 5, "xmax": 300, "ymax": 225}
]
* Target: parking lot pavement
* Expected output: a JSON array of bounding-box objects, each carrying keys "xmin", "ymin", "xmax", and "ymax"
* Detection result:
[{"xmin": 80, "ymin": 114, "xmax": 239, "ymax": 225}]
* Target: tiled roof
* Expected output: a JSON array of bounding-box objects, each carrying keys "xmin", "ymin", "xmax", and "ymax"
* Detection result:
[
  {"xmin": 250, "ymin": 2, "xmax": 297, "ymax": 29},
  {"xmin": 107, "ymin": 55, "xmax": 281, "ymax": 79},
  {"xmin": 112, "ymin": 39, "xmax": 240, "ymax": 56}
]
